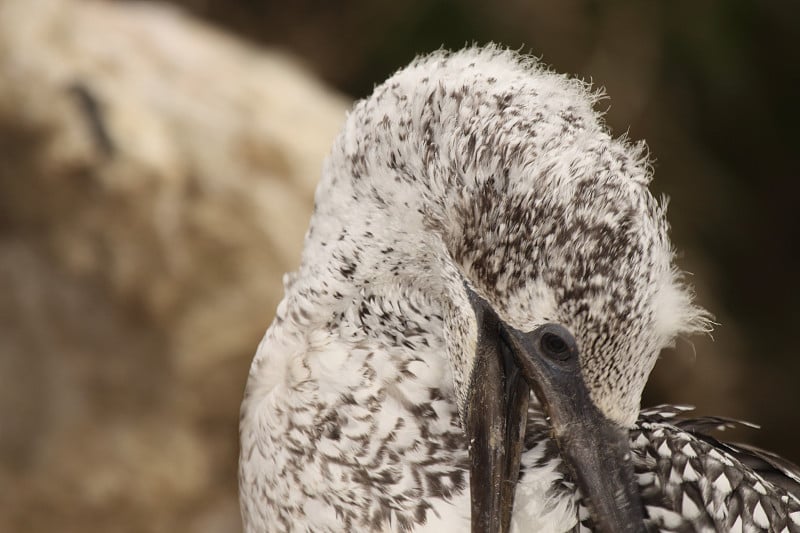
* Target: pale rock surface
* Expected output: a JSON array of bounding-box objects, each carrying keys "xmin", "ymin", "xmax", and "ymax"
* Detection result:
[{"xmin": 0, "ymin": 0, "xmax": 348, "ymax": 531}]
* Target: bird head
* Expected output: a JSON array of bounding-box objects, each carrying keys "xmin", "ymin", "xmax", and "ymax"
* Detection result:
[{"xmin": 310, "ymin": 46, "xmax": 710, "ymax": 532}]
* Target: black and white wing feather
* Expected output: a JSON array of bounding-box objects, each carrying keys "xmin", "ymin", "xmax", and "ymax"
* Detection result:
[{"xmin": 631, "ymin": 405, "xmax": 800, "ymax": 532}]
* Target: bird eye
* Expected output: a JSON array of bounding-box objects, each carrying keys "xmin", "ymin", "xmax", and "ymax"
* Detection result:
[{"xmin": 541, "ymin": 332, "xmax": 570, "ymax": 359}]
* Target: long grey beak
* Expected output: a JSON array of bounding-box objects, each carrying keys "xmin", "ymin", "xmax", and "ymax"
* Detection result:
[
  {"xmin": 466, "ymin": 290, "xmax": 646, "ymax": 533},
  {"xmin": 465, "ymin": 290, "xmax": 530, "ymax": 533}
]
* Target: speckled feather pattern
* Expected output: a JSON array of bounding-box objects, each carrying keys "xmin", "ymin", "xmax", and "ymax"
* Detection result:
[
  {"xmin": 630, "ymin": 406, "xmax": 800, "ymax": 533},
  {"xmin": 239, "ymin": 47, "xmax": 800, "ymax": 532}
]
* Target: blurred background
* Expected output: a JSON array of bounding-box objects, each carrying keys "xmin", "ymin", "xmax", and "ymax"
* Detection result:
[{"xmin": 0, "ymin": 0, "xmax": 798, "ymax": 531}]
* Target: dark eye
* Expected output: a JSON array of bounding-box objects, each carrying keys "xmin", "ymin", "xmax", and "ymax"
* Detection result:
[{"xmin": 541, "ymin": 332, "xmax": 569, "ymax": 358}]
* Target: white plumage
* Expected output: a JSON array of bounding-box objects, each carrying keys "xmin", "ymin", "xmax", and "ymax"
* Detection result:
[{"xmin": 239, "ymin": 46, "xmax": 800, "ymax": 532}]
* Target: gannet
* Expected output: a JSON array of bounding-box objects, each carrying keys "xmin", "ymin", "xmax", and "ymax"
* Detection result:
[{"xmin": 239, "ymin": 46, "xmax": 800, "ymax": 532}]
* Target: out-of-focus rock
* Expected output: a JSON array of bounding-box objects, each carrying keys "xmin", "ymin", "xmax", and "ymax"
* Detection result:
[{"xmin": 0, "ymin": 0, "xmax": 348, "ymax": 531}]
